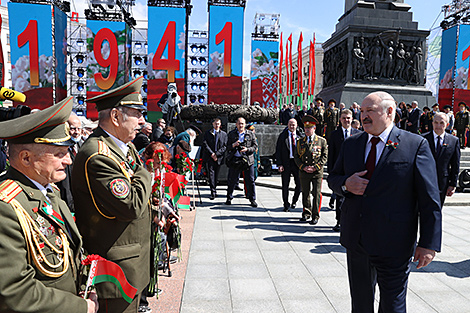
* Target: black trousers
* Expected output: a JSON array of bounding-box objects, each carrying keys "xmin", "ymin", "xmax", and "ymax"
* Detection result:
[
  {"xmin": 346, "ymin": 245, "xmax": 411, "ymax": 313},
  {"xmin": 281, "ymin": 159, "xmax": 301, "ymax": 207},
  {"xmin": 335, "ymin": 193, "xmax": 344, "ymax": 223},
  {"xmin": 227, "ymin": 164, "xmax": 256, "ymax": 201},
  {"xmin": 205, "ymin": 159, "xmax": 221, "ymax": 196}
]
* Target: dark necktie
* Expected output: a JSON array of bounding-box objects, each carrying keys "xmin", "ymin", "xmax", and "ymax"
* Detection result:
[
  {"xmin": 436, "ymin": 135, "xmax": 442, "ymax": 155},
  {"xmin": 291, "ymin": 132, "xmax": 296, "ymax": 150},
  {"xmin": 214, "ymin": 131, "xmax": 218, "ymax": 148},
  {"xmin": 365, "ymin": 137, "xmax": 381, "ymax": 180},
  {"xmin": 46, "ymin": 188, "xmax": 58, "ymax": 209},
  {"xmin": 344, "ymin": 129, "xmax": 348, "ymax": 139}
]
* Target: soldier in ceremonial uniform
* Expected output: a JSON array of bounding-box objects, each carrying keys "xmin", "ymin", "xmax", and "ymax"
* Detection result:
[
  {"xmin": 294, "ymin": 115, "xmax": 328, "ymax": 225},
  {"xmin": 72, "ymin": 77, "xmax": 151, "ymax": 313},
  {"xmin": 0, "ymin": 97, "xmax": 98, "ymax": 313},
  {"xmin": 455, "ymin": 102, "xmax": 470, "ymax": 149},
  {"xmin": 323, "ymin": 99, "xmax": 340, "ymax": 141},
  {"xmin": 311, "ymin": 97, "xmax": 325, "ymax": 136}
]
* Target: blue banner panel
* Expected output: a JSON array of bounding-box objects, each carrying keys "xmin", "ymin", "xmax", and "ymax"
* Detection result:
[
  {"xmin": 438, "ymin": 25, "xmax": 458, "ymax": 107},
  {"xmin": 208, "ymin": 5, "xmax": 244, "ymax": 104},
  {"xmin": 54, "ymin": 6, "xmax": 67, "ymax": 102},
  {"xmin": 9, "ymin": 2, "xmax": 53, "ymax": 109},
  {"xmin": 146, "ymin": 6, "xmax": 187, "ymax": 118},
  {"xmin": 250, "ymin": 40, "xmax": 279, "ymax": 108},
  {"xmin": 86, "ymin": 20, "xmax": 130, "ymax": 93}
]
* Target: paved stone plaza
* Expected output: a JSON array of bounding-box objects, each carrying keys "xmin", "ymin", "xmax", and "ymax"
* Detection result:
[{"xmin": 179, "ymin": 178, "xmax": 470, "ymax": 313}]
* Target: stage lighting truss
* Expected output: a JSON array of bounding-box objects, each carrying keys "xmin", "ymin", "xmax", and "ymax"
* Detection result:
[
  {"xmin": 188, "ymin": 94, "xmax": 206, "ymax": 104},
  {"xmin": 252, "ymin": 13, "xmax": 280, "ymax": 40},
  {"xmin": 441, "ymin": 1, "xmax": 470, "ymax": 29},
  {"xmin": 85, "ymin": 0, "xmax": 136, "ymax": 26},
  {"xmin": 68, "ymin": 23, "xmax": 88, "ymax": 111},
  {"xmin": 208, "ymin": 0, "xmax": 246, "ymax": 7},
  {"xmin": 187, "ymin": 29, "xmax": 209, "ymax": 105},
  {"xmin": 147, "ymin": 0, "xmax": 189, "ymax": 8},
  {"xmin": 10, "ymin": 0, "xmax": 71, "ymax": 12}
]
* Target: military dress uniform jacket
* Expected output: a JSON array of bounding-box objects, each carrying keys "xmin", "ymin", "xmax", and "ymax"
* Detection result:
[
  {"xmin": 324, "ymin": 108, "xmax": 339, "ymax": 129},
  {"xmin": 294, "ymin": 135, "xmax": 328, "ymax": 173},
  {"xmin": 0, "ymin": 168, "xmax": 87, "ymax": 313},
  {"xmin": 455, "ymin": 111, "xmax": 470, "ymax": 130},
  {"xmin": 72, "ymin": 127, "xmax": 152, "ymax": 299}
]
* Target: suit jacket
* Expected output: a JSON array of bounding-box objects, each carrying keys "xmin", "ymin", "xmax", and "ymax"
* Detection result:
[
  {"xmin": 275, "ymin": 127, "xmax": 303, "ymax": 168},
  {"xmin": 423, "ymin": 132, "xmax": 460, "ymax": 191},
  {"xmin": 0, "ymin": 168, "xmax": 86, "ymax": 313},
  {"xmin": 202, "ymin": 129, "xmax": 228, "ymax": 165},
  {"xmin": 327, "ymin": 126, "xmax": 442, "ymax": 257},
  {"xmin": 352, "ymin": 108, "xmax": 361, "ymax": 122},
  {"xmin": 56, "ymin": 140, "xmax": 84, "ymax": 212},
  {"xmin": 327, "ymin": 127, "xmax": 362, "ymax": 173},
  {"xmin": 133, "ymin": 131, "xmax": 151, "ymax": 151},
  {"xmin": 151, "ymin": 126, "xmax": 164, "ymax": 142},
  {"xmin": 408, "ymin": 108, "xmax": 421, "ymax": 132},
  {"xmin": 226, "ymin": 128, "xmax": 258, "ymax": 166},
  {"xmin": 282, "ymin": 109, "xmax": 295, "ymax": 125},
  {"xmin": 72, "ymin": 127, "xmax": 151, "ymax": 299}
]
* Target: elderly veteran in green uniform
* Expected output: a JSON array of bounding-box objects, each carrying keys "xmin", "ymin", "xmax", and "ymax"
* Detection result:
[
  {"xmin": 0, "ymin": 97, "xmax": 98, "ymax": 313},
  {"xmin": 294, "ymin": 115, "xmax": 328, "ymax": 225},
  {"xmin": 72, "ymin": 77, "xmax": 151, "ymax": 313}
]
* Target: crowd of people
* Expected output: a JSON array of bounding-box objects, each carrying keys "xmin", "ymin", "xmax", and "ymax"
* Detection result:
[{"xmin": 0, "ymin": 75, "xmax": 464, "ymax": 313}]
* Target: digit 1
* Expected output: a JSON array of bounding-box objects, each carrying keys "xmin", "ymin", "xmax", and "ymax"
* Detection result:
[
  {"xmin": 463, "ymin": 45, "xmax": 470, "ymax": 90},
  {"xmin": 153, "ymin": 21, "xmax": 180, "ymax": 83},
  {"xmin": 94, "ymin": 28, "xmax": 118, "ymax": 90},
  {"xmin": 17, "ymin": 20, "xmax": 39, "ymax": 87},
  {"xmin": 215, "ymin": 22, "xmax": 232, "ymax": 77}
]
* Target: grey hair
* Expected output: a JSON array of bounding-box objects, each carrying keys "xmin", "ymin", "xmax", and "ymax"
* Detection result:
[
  {"xmin": 8, "ymin": 143, "xmax": 47, "ymax": 163},
  {"xmin": 369, "ymin": 91, "xmax": 396, "ymax": 113},
  {"xmin": 186, "ymin": 128, "xmax": 196, "ymax": 139},
  {"xmin": 412, "ymin": 101, "xmax": 418, "ymax": 106},
  {"xmin": 435, "ymin": 112, "xmax": 449, "ymax": 124},
  {"xmin": 98, "ymin": 107, "xmax": 130, "ymax": 123}
]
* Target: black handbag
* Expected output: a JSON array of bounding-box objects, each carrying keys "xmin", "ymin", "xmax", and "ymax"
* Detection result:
[{"xmin": 226, "ymin": 154, "xmax": 250, "ymax": 171}]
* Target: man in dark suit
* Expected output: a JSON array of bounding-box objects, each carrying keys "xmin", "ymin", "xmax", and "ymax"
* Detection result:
[
  {"xmin": 327, "ymin": 109, "xmax": 361, "ymax": 231},
  {"xmin": 282, "ymin": 103, "xmax": 296, "ymax": 125},
  {"xmin": 328, "ymin": 91, "xmax": 442, "ymax": 312},
  {"xmin": 151, "ymin": 118, "xmax": 166, "ymax": 142},
  {"xmin": 225, "ymin": 117, "xmax": 258, "ymax": 207},
  {"xmin": 202, "ymin": 118, "xmax": 228, "ymax": 200},
  {"xmin": 351, "ymin": 102, "xmax": 361, "ymax": 123},
  {"xmin": 133, "ymin": 122, "xmax": 152, "ymax": 151},
  {"xmin": 275, "ymin": 118, "xmax": 302, "ymax": 211},
  {"xmin": 423, "ymin": 112, "xmax": 461, "ymax": 206},
  {"xmin": 407, "ymin": 100, "xmax": 421, "ymax": 133}
]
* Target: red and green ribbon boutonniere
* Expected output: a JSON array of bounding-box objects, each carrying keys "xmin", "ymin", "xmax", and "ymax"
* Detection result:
[{"xmin": 385, "ymin": 140, "xmax": 399, "ymax": 149}]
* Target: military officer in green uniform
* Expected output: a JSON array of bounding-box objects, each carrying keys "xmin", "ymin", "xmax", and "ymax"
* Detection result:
[
  {"xmin": 455, "ymin": 102, "xmax": 470, "ymax": 148},
  {"xmin": 312, "ymin": 97, "xmax": 325, "ymax": 136},
  {"xmin": 323, "ymin": 98, "xmax": 340, "ymax": 142},
  {"xmin": 294, "ymin": 115, "xmax": 328, "ymax": 225},
  {"xmin": 72, "ymin": 77, "xmax": 151, "ymax": 313},
  {"xmin": 0, "ymin": 97, "xmax": 98, "ymax": 313}
]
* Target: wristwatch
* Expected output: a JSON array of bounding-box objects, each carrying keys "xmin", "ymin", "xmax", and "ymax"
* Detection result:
[{"xmin": 341, "ymin": 185, "xmax": 348, "ymax": 193}]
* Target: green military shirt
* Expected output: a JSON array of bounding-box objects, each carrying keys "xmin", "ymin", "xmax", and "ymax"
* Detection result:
[
  {"xmin": 455, "ymin": 110, "xmax": 470, "ymax": 130},
  {"xmin": 0, "ymin": 168, "xmax": 87, "ymax": 313},
  {"xmin": 324, "ymin": 107, "xmax": 339, "ymax": 129},
  {"xmin": 72, "ymin": 127, "xmax": 152, "ymax": 300},
  {"xmin": 294, "ymin": 134, "xmax": 328, "ymax": 173},
  {"xmin": 312, "ymin": 106, "xmax": 324, "ymax": 126}
]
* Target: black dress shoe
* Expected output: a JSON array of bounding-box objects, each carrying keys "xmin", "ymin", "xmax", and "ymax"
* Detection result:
[
  {"xmin": 283, "ymin": 206, "xmax": 290, "ymax": 212},
  {"xmin": 234, "ymin": 185, "xmax": 243, "ymax": 191},
  {"xmin": 225, "ymin": 199, "xmax": 232, "ymax": 205},
  {"xmin": 299, "ymin": 216, "xmax": 310, "ymax": 222},
  {"xmin": 309, "ymin": 216, "xmax": 319, "ymax": 225},
  {"xmin": 329, "ymin": 199, "xmax": 335, "ymax": 209},
  {"xmin": 290, "ymin": 202, "xmax": 296, "ymax": 209},
  {"xmin": 332, "ymin": 223, "xmax": 341, "ymax": 232},
  {"xmin": 250, "ymin": 200, "xmax": 258, "ymax": 207},
  {"xmin": 209, "ymin": 195, "xmax": 215, "ymax": 200}
]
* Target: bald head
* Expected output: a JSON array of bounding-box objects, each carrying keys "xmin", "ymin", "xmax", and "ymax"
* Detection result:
[{"xmin": 361, "ymin": 91, "xmax": 396, "ymax": 136}]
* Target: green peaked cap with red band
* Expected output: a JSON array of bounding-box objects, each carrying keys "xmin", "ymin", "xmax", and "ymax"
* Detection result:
[
  {"xmin": 0, "ymin": 96, "xmax": 74, "ymax": 146},
  {"xmin": 87, "ymin": 76, "xmax": 146, "ymax": 112}
]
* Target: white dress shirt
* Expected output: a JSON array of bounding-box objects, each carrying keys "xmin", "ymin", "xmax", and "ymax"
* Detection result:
[
  {"xmin": 365, "ymin": 123, "xmax": 394, "ymax": 165},
  {"xmin": 288, "ymin": 130, "xmax": 297, "ymax": 158},
  {"xmin": 103, "ymin": 129, "xmax": 129, "ymax": 156},
  {"xmin": 342, "ymin": 126, "xmax": 352, "ymax": 139},
  {"xmin": 433, "ymin": 131, "xmax": 444, "ymax": 150}
]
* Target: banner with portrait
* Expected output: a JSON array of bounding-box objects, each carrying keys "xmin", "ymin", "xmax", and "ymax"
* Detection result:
[
  {"xmin": 438, "ymin": 25, "xmax": 458, "ymax": 109},
  {"xmin": 208, "ymin": 5, "xmax": 244, "ymax": 104},
  {"xmin": 250, "ymin": 39, "xmax": 279, "ymax": 108}
]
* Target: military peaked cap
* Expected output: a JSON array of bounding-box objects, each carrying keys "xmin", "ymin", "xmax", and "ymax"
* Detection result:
[
  {"xmin": 87, "ymin": 77, "xmax": 146, "ymax": 112},
  {"xmin": 0, "ymin": 96, "xmax": 74, "ymax": 146},
  {"xmin": 302, "ymin": 115, "xmax": 318, "ymax": 128}
]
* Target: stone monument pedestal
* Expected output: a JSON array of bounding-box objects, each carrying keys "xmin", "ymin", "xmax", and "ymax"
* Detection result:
[{"xmin": 318, "ymin": 0, "xmax": 435, "ymax": 106}]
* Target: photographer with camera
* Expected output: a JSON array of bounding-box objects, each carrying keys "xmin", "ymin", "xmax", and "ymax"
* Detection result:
[
  {"xmin": 225, "ymin": 117, "xmax": 258, "ymax": 207},
  {"xmin": 158, "ymin": 83, "xmax": 182, "ymax": 126}
]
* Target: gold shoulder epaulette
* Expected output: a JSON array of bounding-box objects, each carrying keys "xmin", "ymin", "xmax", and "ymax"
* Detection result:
[
  {"xmin": 0, "ymin": 179, "xmax": 23, "ymax": 204},
  {"xmin": 98, "ymin": 140, "xmax": 111, "ymax": 157},
  {"xmin": 50, "ymin": 183, "xmax": 60, "ymax": 192}
]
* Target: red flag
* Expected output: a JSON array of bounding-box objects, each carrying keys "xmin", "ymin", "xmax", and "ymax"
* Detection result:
[
  {"xmin": 288, "ymin": 34, "xmax": 293, "ymax": 96},
  {"xmin": 297, "ymin": 32, "xmax": 303, "ymax": 97},
  {"xmin": 285, "ymin": 38, "xmax": 290, "ymax": 97},
  {"xmin": 309, "ymin": 35, "xmax": 316, "ymax": 96},
  {"xmin": 279, "ymin": 33, "xmax": 283, "ymax": 97},
  {"xmin": 177, "ymin": 196, "xmax": 191, "ymax": 210},
  {"xmin": 83, "ymin": 255, "xmax": 137, "ymax": 304}
]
